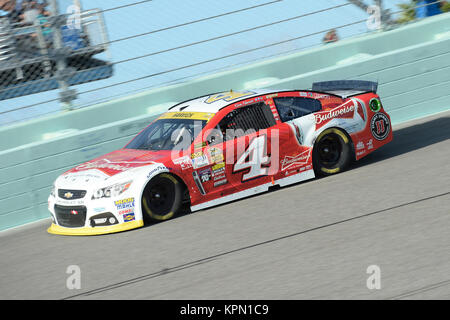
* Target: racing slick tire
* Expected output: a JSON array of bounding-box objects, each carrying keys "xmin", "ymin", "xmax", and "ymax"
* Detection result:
[
  {"xmin": 142, "ymin": 173, "xmax": 183, "ymax": 222},
  {"xmin": 312, "ymin": 128, "xmax": 352, "ymax": 177}
]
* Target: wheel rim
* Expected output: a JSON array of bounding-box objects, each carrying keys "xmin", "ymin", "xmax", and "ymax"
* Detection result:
[
  {"xmin": 317, "ymin": 134, "xmax": 342, "ymax": 168},
  {"xmin": 144, "ymin": 179, "xmax": 175, "ymax": 216}
]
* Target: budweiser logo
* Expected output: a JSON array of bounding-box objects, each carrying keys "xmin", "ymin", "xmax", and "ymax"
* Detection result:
[
  {"xmin": 76, "ymin": 160, "xmax": 131, "ymax": 172},
  {"xmin": 281, "ymin": 149, "xmax": 311, "ymax": 171},
  {"xmin": 315, "ymin": 101, "xmax": 355, "ymax": 129},
  {"xmin": 75, "ymin": 159, "xmax": 155, "ymax": 175}
]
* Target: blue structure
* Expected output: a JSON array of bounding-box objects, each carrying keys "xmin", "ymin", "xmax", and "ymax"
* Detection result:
[{"xmin": 416, "ymin": 0, "xmax": 442, "ymax": 18}]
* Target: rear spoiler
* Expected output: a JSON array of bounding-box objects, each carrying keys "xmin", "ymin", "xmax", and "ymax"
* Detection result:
[{"xmin": 312, "ymin": 80, "xmax": 378, "ymax": 98}]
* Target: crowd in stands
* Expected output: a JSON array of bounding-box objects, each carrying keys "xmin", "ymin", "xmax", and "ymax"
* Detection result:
[{"xmin": 0, "ymin": 0, "xmax": 50, "ymax": 25}]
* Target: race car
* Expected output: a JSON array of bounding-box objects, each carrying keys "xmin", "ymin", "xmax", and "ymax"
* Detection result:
[{"xmin": 47, "ymin": 80, "xmax": 393, "ymax": 235}]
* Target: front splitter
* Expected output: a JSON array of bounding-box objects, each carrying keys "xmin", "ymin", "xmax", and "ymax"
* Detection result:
[{"xmin": 47, "ymin": 220, "xmax": 144, "ymax": 236}]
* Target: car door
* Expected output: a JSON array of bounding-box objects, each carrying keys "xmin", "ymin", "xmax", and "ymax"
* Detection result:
[{"xmin": 197, "ymin": 99, "xmax": 288, "ymax": 200}]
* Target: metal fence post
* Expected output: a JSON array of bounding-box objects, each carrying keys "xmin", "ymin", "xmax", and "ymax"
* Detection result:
[{"xmin": 49, "ymin": 0, "xmax": 77, "ymax": 111}]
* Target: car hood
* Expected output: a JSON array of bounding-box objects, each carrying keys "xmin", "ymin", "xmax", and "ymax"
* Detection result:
[{"xmin": 61, "ymin": 149, "xmax": 172, "ymax": 183}]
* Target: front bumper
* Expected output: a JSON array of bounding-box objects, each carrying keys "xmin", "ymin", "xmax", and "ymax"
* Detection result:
[
  {"xmin": 48, "ymin": 188, "xmax": 142, "ymax": 235},
  {"xmin": 47, "ymin": 220, "xmax": 143, "ymax": 236}
]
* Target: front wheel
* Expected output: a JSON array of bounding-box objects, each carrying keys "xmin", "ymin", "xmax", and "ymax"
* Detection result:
[
  {"xmin": 313, "ymin": 128, "xmax": 352, "ymax": 177},
  {"xmin": 142, "ymin": 173, "xmax": 182, "ymax": 222}
]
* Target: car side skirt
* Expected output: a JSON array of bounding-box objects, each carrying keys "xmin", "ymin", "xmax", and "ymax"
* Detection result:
[{"xmin": 191, "ymin": 169, "xmax": 315, "ymax": 212}]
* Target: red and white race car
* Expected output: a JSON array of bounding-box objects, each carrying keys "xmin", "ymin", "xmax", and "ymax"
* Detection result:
[{"xmin": 47, "ymin": 80, "xmax": 392, "ymax": 235}]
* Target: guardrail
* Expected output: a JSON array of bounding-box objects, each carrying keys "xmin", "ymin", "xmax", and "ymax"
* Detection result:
[{"xmin": 1, "ymin": 12, "xmax": 449, "ymax": 231}]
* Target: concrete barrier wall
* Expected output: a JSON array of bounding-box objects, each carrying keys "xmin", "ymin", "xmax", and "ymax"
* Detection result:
[{"xmin": 1, "ymin": 13, "xmax": 449, "ymax": 231}]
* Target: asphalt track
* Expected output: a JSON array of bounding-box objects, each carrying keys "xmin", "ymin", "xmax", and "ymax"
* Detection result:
[{"xmin": 0, "ymin": 110, "xmax": 449, "ymax": 300}]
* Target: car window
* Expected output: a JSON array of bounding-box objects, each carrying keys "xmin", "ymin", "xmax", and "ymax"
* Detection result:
[
  {"xmin": 273, "ymin": 97, "xmax": 322, "ymax": 122},
  {"xmin": 215, "ymin": 102, "xmax": 276, "ymax": 142},
  {"xmin": 125, "ymin": 118, "xmax": 206, "ymax": 151}
]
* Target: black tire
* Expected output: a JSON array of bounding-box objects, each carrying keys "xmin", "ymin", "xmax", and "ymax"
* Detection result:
[
  {"xmin": 313, "ymin": 128, "xmax": 352, "ymax": 177},
  {"xmin": 142, "ymin": 173, "xmax": 182, "ymax": 222}
]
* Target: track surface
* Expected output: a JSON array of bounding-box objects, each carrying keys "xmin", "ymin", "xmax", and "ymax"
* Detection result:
[{"xmin": 1, "ymin": 111, "xmax": 449, "ymax": 300}]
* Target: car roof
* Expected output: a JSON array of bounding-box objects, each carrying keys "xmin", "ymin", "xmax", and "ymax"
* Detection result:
[{"xmin": 168, "ymin": 89, "xmax": 276, "ymax": 114}]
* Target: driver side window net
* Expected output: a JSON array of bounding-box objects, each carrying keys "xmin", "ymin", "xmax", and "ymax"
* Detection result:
[
  {"xmin": 217, "ymin": 102, "xmax": 276, "ymax": 141},
  {"xmin": 273, "ymin": 97, "xmax": 322, "ymax": 122}
]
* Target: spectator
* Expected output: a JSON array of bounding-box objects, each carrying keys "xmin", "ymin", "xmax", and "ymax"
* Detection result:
[
  {"xmin": 323, "ymin": 29, "xmax": 339, "ymax": 44},
  {"xmin": 0, "ymin": 0, "xmax": 22, "ymax": 23},
  {"xmin": 36, "ymin": 1, "xmax": 51, "ymax": 40},
  {"xmin": 21, "ymin": 0, "xmax": 40, "ymax": 25},
  {"xmin": 0, "ymin": 0, "xmax": 14, "ymax": 14}
]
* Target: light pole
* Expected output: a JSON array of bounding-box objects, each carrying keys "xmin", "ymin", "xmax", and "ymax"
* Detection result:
[{"xmin": 49, "ymin": 0, "xmax": 77, "ymax": 111}]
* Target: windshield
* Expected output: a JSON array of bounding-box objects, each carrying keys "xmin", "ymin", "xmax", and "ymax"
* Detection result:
[{"xmin": 125, "ymin": 118, "xmax": 207, "ymax": 151}]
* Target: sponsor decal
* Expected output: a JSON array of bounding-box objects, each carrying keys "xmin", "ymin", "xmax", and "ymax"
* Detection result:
[
  {"xmin": 62, "ymin": 171, "xmax": 109, "ymax": 182},
  {"xmin": 147, "ymin": 165, "xmax": 167, "ymax": 179},
  {"xmin": 237, "ymin": 97, "xmax": 264, "ymax": 106},
  {"xmin": 204, "ymin": 91, "xmax": 254, "ymax": 104},
  {"xmin": 114, "ymin": 197, "xmax": 135, "ymax": 210},
  {"xmin": 370, "ymin": 113, "xmax": 390, "ymax": 141},
  {"xmin": 270, "ymin": 105, "xmax": 280, "ymax": 121},
  {"xmin": 214, "ymin": 179, "xmax": 228, "ymax": 187},
  {"xmin": 208, "ymin": 148, "xmax": 224, "ymax": 163},
  {"xmin": 321, "ymin": 97, "xmax": 343, "ymax": 107},
  {"xmin": 191, "ymin": 152, "xmax": 209, "ymax": 169},
  {"xmin": 281, "ymin": 149, "xmax": 311, "ymax": 171},
  {"xmin": 56, "ymin": 199, "xmax": 84, "ymax": 206},
  {"xmin": 212, "ymin": 162, "xmax": 225, "ymax": 171},
  {"xmin": 213, "ymin": 172, "xmax": 226, "ymax": 181},
  {"xmin": 211, "ymin": 162, "xmax": 226, "ymax": 181},
  {"xmin": 194, "ymin": 141, "xmax": 207, "ymax": 150},
  {"xmin": 367, "ymin": 139, "xmax": 374, "ymax": 150},
  {"xmin": 173, "ymin": 156, "xmax": 193, "ymax": 170},
  {"xmin": 74, "ymin": 159, "xmax": 153, "ymax": 174},
  {"xmin": 118, "ymin": 208, "xmax": 134, "ymax": 215},
  {"xmin": 299, "ymin": 92, "xmax": 308, "ymax": 97},
  {"xmin": 123, "ymin": 212, "xmax": 135, "ymax": 222},
  {"xmin": 314, "ymin": 101, "xmax": 356, "ymax": 129},
  {"xmin": 198, "ymin": 168, "xmax": 212, "ymax": 183},
  {"xmin": 158, "ymin": 112, "xmax": 215, "ymax": 121},
  {"xmin": 356, "ymin": 150, "xmax": 366, "ymax": 157},
  {"xmin": 93, "ymin": 207, "xmax": 106, "ymax": 213},
  {"xmin": 369, "ymin": 98, "xmax": 382, "ymax": 112},
  {"xmin": 356, "ymin": 141, "xmax": 365, "ymax": 150},
  {"xmin": 265, "ymin": 93, "xmax": 278, "ymax": 99}
]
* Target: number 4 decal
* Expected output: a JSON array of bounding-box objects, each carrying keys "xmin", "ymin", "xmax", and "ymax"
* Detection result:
[{"xmin": 233, "ymin": 135, "xmax": 270, "ymax": 181}]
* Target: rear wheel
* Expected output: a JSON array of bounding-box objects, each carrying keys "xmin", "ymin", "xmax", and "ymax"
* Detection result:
[
  {"xmin": 313, "ymin": 128, "xmax": 352, "ymax": 176},
  {"xmin": 142, "ymin": 173, "xmax": 182, "ymax": 222}
]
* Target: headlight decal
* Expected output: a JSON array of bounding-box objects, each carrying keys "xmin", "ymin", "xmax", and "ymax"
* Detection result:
[{"xmin": 92, "ymin": 181, "xmax": 132, "ymax": 200}]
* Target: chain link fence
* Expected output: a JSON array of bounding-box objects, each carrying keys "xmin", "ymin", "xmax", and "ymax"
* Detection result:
[
  {"xmin": 0, "ymin": 0, "xmax": 446, "ymax": 126},
  {"xmin": 0, "ymin": 1, "xmax": 111, "ymax": 103}
]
